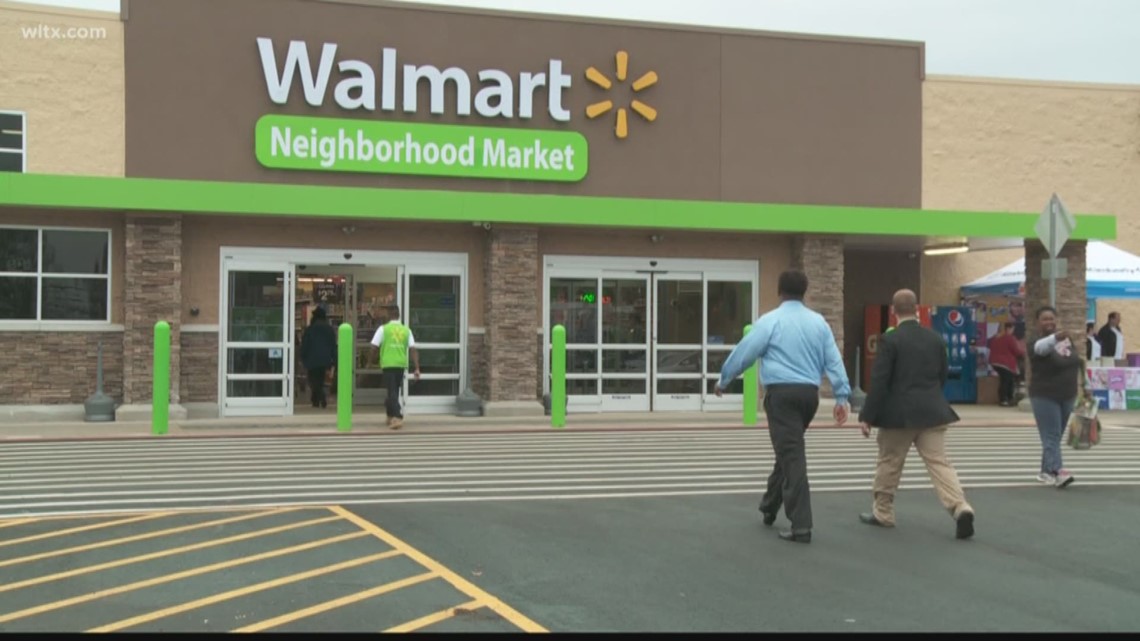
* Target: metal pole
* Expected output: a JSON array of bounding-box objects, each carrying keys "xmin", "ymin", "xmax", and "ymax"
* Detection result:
[
  {"xmin": 743, "ymin": 324, "xmax": 758, "ymax": 426},
  {"xmin": 152, "ymin": 321, "xmax": 170, "ymax": 435},
  {"xmin": 551, "ymin": 324, "xmax": 566, "ymax": 428},
  {"xmin": 337, "ymin": 322, "xmax": 354, "ymax": 432},
  {"xmin": 1049, "ymin": 200, "xmax": 1057, "ymax": 307}
]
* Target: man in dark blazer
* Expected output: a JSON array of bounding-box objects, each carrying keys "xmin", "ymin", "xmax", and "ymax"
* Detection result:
[{"xmin": 857, "ymin": 289, "xmax": 976, "ymax": 540}]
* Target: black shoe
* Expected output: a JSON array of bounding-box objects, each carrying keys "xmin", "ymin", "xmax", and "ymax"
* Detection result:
[
  {"xmin": 778, "ymin": 530, "xmax": 811, "ymax": 544},
  {"xmin": 759, "ymin": 507, "xmax": 777, "ymax": 526},
  {"xmin": 955, "ymin": 512, "xmax": 975, "ymax": 540},
  {"xmin": 320, "ymin": 399, "xmax": 327, "ymax": 408},
  {"xmin": 859, "ymin": 513, "xmax": 888, "ymax": 527}
]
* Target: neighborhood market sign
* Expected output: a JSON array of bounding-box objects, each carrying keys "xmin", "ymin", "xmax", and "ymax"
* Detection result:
[{"xmin": 254, "ymin": 38, "xmax": 593, "ymax": 182}]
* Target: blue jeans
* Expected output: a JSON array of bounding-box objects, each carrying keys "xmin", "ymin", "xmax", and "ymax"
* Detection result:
[{"xmin": 1030, "ymin": 397, "xmax": 1075, "ymax": 474}]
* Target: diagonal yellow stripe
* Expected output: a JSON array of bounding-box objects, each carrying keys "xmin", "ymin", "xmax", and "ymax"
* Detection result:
[
  {"xmin": 586, "ymin": 100, "xmax": 613, "ymax": 118},
  {"xmin": 631, "ymin": 100, "xmax": 658, "ymax": 122},
  {"xmin": 385, "ymin": 599, "xmax": 484, "ymax": 633},
  {"xmin": 632, "ymin": 70, "xmax": 658, "ymax": 92},
  {"xmin": 87, "ymin": 544, "xmax": 395, "ymax": 632},
  {"xmin": 0, "ymin": 518, "xmax": 38, "ymax": 531},
  {"xmin": 0, "ymin": 508, "xmax": 293, "ymax": 568},
  {"xmin": 233, "ymin": 572, "xmax": 437, "ymax": 632},
  {"xmin": 329, "ymin": 506, "xmax": 548, "ymax": 633},
  {"xmin": 0, "ymin": 515, "xmax": 344, "ymax": 594},
  {"xmin": 0, "ymin": 526, "xmax": 374, "ymax": 624},
  {"xmin": 0, "ymin": 511, "xmax": 176, "ymax": 548}
]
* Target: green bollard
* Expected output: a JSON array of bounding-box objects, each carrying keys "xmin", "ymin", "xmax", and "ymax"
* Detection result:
[
  {"xmin": 152, "ymin": 320, "xmax": 170, "ymax": 435},
  {"xmin": 337, "ymin": 322, "xmax": 354, "ymax": 432},
  {"xmin": 743, "ymin": 324, "xmax": 758, "ymax": 426},
  {"xmin": 551, "ymin": 324, "xmax": 567, "ymax": 428}
]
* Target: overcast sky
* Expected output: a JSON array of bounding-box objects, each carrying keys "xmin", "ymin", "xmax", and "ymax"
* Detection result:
[{"xmin": 21, "ymin": 0, "xmax": 1140, "ymax": 85}]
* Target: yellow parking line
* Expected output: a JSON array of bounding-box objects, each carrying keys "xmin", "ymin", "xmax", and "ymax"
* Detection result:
[
  {"xmin": 0, "ymin": 518, "xmax": 38, "ymax": 530},
  {"xmin": 329, "ymin": 506, "xmax": 548, "ymax": 633},
  {"xmin": 0, "ymin": 511, "xmax": 176, "ymax": 548},
  {"xmin": 384, "ymin": 599, "xmax": 484, "ymax": 633},
  {"xmin": 0, "ymin": 508, "xmax": 294, "ymax": 569},
  {"xmin": 0, "ymin": 515, "xmax": 345, "ymax": 594},
  {"xmin": 232, "ymin": 572, "xmax": 437, "ymax": 633},
  {"xmin": 88, "ymin": 542, "xmax": 395, "ymax": 632},
  {"xmin": 0, "ymin": 529, "xmax": 376, "ymax": 624}
]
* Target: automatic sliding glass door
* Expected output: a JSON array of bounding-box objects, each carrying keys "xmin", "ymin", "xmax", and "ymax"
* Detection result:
[{"xmin": 220, "ymin": 259, "xmax": 295, "ymax": 417}]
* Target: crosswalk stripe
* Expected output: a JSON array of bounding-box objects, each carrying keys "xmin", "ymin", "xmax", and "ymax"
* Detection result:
[{"xmin": 0, "ymin": 427, "xmax": 1134, "ymax": 517}]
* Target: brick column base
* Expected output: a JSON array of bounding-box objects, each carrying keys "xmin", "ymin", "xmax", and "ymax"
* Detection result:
[
  {"xmin": 791, "ymin": 235, "xmax": 845, "ymax": 399},
  {"xmin": 121, "ymin": 214, "xmax": 185, "ymax": 419},
  {"xmin": 483, "ymin": 226, "xmax": 542, "ymax": 416}
]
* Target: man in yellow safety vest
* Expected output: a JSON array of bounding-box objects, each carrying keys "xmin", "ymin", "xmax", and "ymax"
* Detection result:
[{"xmin": 370, "ymin": 305, "xmax": 421, "ymax": 429}]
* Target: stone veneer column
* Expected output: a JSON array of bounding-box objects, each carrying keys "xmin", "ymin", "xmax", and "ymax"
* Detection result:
[
  {"xmin": 791, "ymin": 235, "xmax": 846, "ymax": 397},
  {"xmin": 1024, "ymin": 239, "xmax": 1088, "ymax": 364},
  {"xmin": 483, "ymin": 225, "xmax": 542, "ymax": 415},
  {"xmin": 122, "ymin": 214, "xmax": 183, "ymax": 413}
]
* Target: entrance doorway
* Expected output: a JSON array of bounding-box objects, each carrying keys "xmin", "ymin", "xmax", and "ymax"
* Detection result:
[
  {"xmin": 294, "ymin": 266, "xmax": 399, "ymax": 411},
  {"xmin": 544, "ymin": 256, "xmax": 758, "ymax": 413},
  {"xmin": 219, "ymin": 248, "xmax": 468, "ymax": 418}
]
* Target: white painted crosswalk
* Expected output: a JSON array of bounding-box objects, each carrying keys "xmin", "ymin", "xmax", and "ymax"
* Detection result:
[{"xmin": 1, "ymin": 426, "xmax": 1138, "ymax": 517}]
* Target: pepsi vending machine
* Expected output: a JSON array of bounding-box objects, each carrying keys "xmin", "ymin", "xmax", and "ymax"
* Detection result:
[{"xmin": 931, "ymin": 306, "xmax": 977, "ymax": 404}]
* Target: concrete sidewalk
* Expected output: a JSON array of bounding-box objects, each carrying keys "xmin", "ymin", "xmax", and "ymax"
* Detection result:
[{"xmin": 1, "ymin": 403, "xmax": 1135, "ymax": 442}]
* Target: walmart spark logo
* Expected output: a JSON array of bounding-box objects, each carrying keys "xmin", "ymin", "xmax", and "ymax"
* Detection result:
[{"xmin": 585, "ymin": 51, "xmax": 658, "ymax": 140}]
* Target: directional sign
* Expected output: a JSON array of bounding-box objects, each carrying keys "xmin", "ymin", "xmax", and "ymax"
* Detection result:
[{"xmin": 1034, "ymin": 193, "xmax": 1076, "ymax": 258}]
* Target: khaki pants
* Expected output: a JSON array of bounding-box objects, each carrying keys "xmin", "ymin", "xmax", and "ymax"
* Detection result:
[{"xmin": 872, "ymin": 426, "xmax": 973, "ymax": 526}]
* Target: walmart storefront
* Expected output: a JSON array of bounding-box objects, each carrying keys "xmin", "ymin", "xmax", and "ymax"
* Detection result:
[{"xmin": 0, "ymin": 0, "xmax": 1114, "ymax": 420}]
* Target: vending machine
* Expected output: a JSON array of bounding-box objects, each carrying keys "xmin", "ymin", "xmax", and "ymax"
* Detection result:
[
  {"xmin": 930, "ymin": 306, "xmax": 978, "ymax": 404},
  {"xmin": 863, "ymin": 304, "xmax": 932, "ymax": 391}
]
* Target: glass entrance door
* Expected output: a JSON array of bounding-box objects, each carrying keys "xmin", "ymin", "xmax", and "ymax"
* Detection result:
[
  {"xmin": 403, "ymin": 267, "xmax": 464, "ymax": 413},
  {"xmin": 600, "ymin": 274, "xmax": 651, "ymax": 411},
  {"xmin": 347, "ymin": 267, "xmax": 401, "ymax": 406},
  {"xmin": 547, "ymin": 264, "xmax": 756, "ymax": 413},
  {"xmin": 653, "ymin": 274, "xmax": 704, "ymax": 411},
  {"xmin": 221, "ymin": 259, "xmax": 294, "ymax": 417}
]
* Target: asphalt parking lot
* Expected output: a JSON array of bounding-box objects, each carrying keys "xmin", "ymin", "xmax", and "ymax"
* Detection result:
[{"xmin": 0, "ymin": 506, "xmax": 543, "ymax": 633}]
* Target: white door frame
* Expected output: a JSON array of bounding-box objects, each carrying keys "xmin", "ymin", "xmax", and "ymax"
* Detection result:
[
  {"xmin": 542, "ymin": 255, "xmax": 759, "ymax": 413},
  {"xmin": 218, "ymin": 258, "xmax": 296, "ymax": 417},
  {"xmin": 219, "ymin": 247, "xmax": 468, "ymax": 417}
]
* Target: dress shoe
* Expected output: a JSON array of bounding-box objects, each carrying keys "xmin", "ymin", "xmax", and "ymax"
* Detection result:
[
  {"xmin": 778, "ymin": 530, "xmax": 811, "ymax": 544},
  {"xmin": 955, "ymin": 511, "xmax": 975, "ymax": 540},
  {"xmin": 859, "ymin": 513, "xmax": 890, "ymax": 527}
]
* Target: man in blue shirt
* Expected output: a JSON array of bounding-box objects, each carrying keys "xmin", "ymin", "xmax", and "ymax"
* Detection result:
[{"xmin": 715, "ymin": 269, "xmax": 851, "ymax": 544}]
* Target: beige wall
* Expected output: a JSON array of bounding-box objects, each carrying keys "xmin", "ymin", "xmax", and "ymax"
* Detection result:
[
  {"xmin": 181, "ymin": 216, "xmax": 486, "ymax": 327},
  {"xmin": 0, "ymin": 1, "xmax": 123, "ymax": 176},
  {"xmin": 923, "ymin": 75, "xmax": 1140, "ymax": 339}
]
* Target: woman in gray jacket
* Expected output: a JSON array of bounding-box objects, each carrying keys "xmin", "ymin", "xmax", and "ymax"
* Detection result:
[{"xmin": 1028, "ymin": 306, "xmax": 1084, "ymax": 489}]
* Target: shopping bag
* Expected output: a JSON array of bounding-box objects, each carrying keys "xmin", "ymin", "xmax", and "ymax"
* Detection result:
[{"xmin": 1067, "ymin": 397, "xmax": 1101, "ymax": 450}]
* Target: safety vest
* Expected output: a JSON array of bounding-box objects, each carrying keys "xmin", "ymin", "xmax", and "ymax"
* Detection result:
[{"xmin": 380, "ymin": 322, "xmax": 411, "ymax": 369}]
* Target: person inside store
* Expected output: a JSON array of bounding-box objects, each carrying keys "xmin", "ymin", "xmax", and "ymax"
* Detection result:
[
  {"xmin": 1086, "ymin": 321, "xmax": 1102, "ymax": 361},
  {"xmin": 300, "ymin": 305, "xmax": 338, "ymax": 408},
  {"xmin": 988, "ymin": 322, "xmax": 1026, "ymax": 407},
  {"xmin": 1096, "ymin": 312, "xmax": 1124, "ymax": 363}
]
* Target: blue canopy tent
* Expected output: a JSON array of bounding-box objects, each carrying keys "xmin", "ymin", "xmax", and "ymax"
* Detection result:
[{"xmin": 960, "ymin": 242, "xmax": 1140, "ymax": 320}]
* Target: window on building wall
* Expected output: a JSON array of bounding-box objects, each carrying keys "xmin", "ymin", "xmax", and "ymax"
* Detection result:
[
  {"xmin": 0, "ymin": 227, "xmax": 111, "ymax": 322},
  {"xmin": 0, "ymin": 112, "xmax": 25, "ymax": 173}
]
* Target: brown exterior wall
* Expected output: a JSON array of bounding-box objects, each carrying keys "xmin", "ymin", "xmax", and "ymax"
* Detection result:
[
  {"xmin": 0, "ymin": 1, "xmax": 124, "ymax": 176},
  {"xmin": 922, "ymin": 76, "xmax": 1140, "ymax": 340},
  {"xmin": 181, "ymin": 331, "xmax": 218, "ymax": 403},
  {"xmin": 123, "ymin": 0, "xmax": 922, "ymax": 209}
]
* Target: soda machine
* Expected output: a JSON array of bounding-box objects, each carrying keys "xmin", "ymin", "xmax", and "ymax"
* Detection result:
[
  {"xmin": 863, "ymin": 304, "xmax": 932, "ymax": 391},
  {"xmin": 930, "ymin": 306, "xmax": 978, "ymax": 404}
]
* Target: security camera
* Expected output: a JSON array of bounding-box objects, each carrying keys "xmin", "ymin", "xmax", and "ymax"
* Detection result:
[
  {"xmin": 482, "ymin": 222, "xmax": 492, "ymax": 230},
  {"xmin": 343, "ymin": 252, "xmax": 353, "ymax": 260},
  {"xmin": 650, "ymin": 260, "xmax": 658, "ymax": 267}
]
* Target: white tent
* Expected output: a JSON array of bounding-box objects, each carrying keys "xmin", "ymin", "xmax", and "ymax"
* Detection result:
[{"xmin": 961, "ymin": 242, "xmax": 1140, "ymax": 300}]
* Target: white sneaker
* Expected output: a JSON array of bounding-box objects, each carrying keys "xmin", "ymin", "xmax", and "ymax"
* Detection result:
[
  {"xmin": 1037, "ymin": 472, "xmax": 1056, "ymax": 485},
  {"xmin": 1054, "ymin": 469, "xmax": 1075, "ymax": 488}
]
